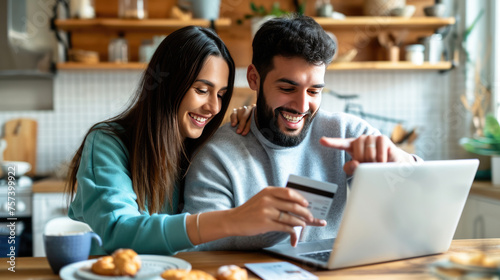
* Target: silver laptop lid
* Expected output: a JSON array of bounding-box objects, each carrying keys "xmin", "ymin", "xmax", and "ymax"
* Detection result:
[{"xmin": 329, "ymin": 159, "xmax": 479, "ymax": 269}]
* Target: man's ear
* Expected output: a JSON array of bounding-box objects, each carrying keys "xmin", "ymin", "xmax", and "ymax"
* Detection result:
[{"xmin": 247, "ymin": 64, "xmax": 260, "ymax": 91}]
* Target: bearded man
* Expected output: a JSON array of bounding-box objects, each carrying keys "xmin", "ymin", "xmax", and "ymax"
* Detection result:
[{"xmin": 183, "ymin": 15, "xmax": 419, "ymax": 250}]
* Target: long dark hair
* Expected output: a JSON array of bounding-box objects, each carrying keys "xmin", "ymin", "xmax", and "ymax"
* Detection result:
[{"xmin": 66, "ymin": 26, "xmax": 235, "ymax": 214}]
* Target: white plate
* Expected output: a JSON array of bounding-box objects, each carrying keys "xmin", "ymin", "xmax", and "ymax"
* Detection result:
[
  {"xmin": 60, "ymin": 255, "xmax": 191, "ymax": 280},
  {"xmin": 429, "ymin": 259, "xmax": 500, "ymax": 278},
  {"xmin": 450, "ymin": 260, "xmax": 500, "ymax": 274}
]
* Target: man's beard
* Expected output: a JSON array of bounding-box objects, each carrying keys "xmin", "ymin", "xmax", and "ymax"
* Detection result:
[{"xmin": 255, "ymin": 83, "xmax": 317, "ymax": 147}]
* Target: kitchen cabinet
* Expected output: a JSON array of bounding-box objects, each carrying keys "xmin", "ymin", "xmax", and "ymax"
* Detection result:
[
  {"xmin": 55, "ymin": 18, "xmax": 231, "ymax": 31},
  {"xmin": 33, "ymin": 193, "xmax": 67, "ymax": 257},
  {"xmin": 455, "ymin": 195, "xmax": 500, "ymax": 239},
  {"xmin": 32, "ymin": 180, "xmax": 67, "ymax": 257},
  {"xmin": 55, "ymin": 0, "xmax": 455, "ymax": 71}
]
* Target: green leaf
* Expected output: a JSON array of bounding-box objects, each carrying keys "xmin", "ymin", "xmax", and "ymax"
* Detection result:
[
  {"xmin": 236, "ymin": 19, "xmax": 243, "ymax": 25},
  {"xmin": 463, "ymin": 10, "xmax": 484, "ymax": 42},
  {"xmin": 250, "ymin": 2, "xmax": 259, "ymax": 13},
  {"xmin": 244, "ymin": 14, "xmax": 253, "ymax": 19},
  {"xmin": 474, "ymin": 137, "xmax": 500, "ymax": 145},
  {"xmin": 298, "ymin": 1, "xmax": 306, "ymax": 15},
  {"xmin": 258, "ymin": 5, "xmax": 267, "ymax": 16},
  {"xmin": 459, "ymin": 137, "xmax": 500, "ymax": 156},
  {"xmin": 460, "ymin": 138, "xmax": 500, "ymax": 156},
  {"xmin": 485, "ymin": 115, "xmax": 500, "ymax": 141}
]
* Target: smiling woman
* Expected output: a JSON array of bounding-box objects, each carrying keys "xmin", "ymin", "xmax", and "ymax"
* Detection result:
[{"xmin": 63, "ymin": 26, "xmax": 238, "ymax": 255}]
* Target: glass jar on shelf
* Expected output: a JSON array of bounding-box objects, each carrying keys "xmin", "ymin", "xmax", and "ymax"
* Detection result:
[
  {"xmin": 70, "ymin": 0, "xmax": 95, "ymax": 19},
  {"xmin": 405, "ymin": 44, "xmax": 425, "ymax": 65},
  {"xmin": 108, "ymin": 33, "xmax": 129, "ymax": 63},
  {"xmin": 119, "ymin": 0, "xmax": 148, "ymax": 19}
]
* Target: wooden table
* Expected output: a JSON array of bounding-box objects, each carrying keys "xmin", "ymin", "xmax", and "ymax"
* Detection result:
[{"xmin": 2, "ymin": 239, "xmax": 500, "ymax": 279}]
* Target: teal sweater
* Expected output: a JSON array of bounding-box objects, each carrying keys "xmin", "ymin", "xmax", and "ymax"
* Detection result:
[{"xmin": 68, "ymin": 128, "xmax": 194, "ymax": 255}]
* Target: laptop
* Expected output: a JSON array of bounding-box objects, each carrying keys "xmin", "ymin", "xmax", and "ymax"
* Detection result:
[{"xmin": 264, "ymin": 159, "xmax": 479, "ymax": 269}]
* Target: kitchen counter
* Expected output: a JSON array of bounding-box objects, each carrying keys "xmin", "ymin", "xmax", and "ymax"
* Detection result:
[
  {"xmin": 32, "ymin": 179, "xmax": 66, "ymax": 193},
  {"xmin": 1, "ymin": 239, "xmax": 500, "ymax": 279},
  {"xmin": 32, "ymin": 178, "xmax": 500, "ymax": 198},
  {"xmin": 470, "ymin": 181, "xmax": 500, "ymax": 200}
]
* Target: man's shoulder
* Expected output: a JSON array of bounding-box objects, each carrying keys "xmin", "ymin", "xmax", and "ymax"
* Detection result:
[
  {"xmin": 208, "ymin": 123, "xmax": 244, "ymax": 143},
  {"xmin": 316, "ymin": 110, "xmax": 365, "ymax": 122},
  {"xmin": 188, "ymin": 123, "xmax": 255, "ymax": 173},
  {"xmin": 314, "ymin": 110, "xmax": 368, "ymax": 128},
  {"xmin": 313, "ymin": 110, "xmax": 379, "ymax": 137},
  {"xmin": 195, "ymin": 123, "xmax": 252, "ymax": 157}
]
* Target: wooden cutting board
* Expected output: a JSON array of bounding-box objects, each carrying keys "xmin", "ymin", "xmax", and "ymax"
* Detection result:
[{"xmin": 2, "ymin": 118, "xmax": 37, "ymax": 176}]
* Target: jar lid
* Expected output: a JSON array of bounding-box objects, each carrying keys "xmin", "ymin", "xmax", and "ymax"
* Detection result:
[{"xmin": 406, "ymin": 44, "xmax": 425, "ymax": 51}]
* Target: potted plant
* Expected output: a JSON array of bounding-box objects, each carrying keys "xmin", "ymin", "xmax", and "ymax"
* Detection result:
[
  {"xmin": 460, "ymin": 115, "xmax": 500, "ymax": 184},
  {"xmin": 238, "ymin": 1, "xmax": 305, "ymax": 38}
]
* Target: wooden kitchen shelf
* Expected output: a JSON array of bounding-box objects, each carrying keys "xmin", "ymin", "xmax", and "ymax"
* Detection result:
[
  {"xmin": 58, "ymin": 61, "xmax": 453, "ymax": 71},
  {"xmin": 327, "ymin": 61, "xmax": 453, "ymax": 70},
  {"xmin": 54, "ymin": 18, "xmax": 232, "ymax": 32},
  {"xmin": 54, "ymin": 17, "xmax": 452, "ymax": 32},
  {"xmin": 314, "ymin": 16, "xmax": 455, "ymax": 29},
  {"xmin": 57, "ymin": 62, "xmax": 147, "ymax": 70}
]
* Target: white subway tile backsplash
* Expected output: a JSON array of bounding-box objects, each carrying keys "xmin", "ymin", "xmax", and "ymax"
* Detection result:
[{"xmin": 0, "ymin": 70, "xmax": 142, "ymax": 175}]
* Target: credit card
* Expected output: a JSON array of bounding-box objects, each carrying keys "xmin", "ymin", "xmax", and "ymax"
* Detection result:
[
  {"xmin": 245, "ymin": 262, "xmax": 318, "ymax": 280},
  {"xmin": 286, "ymin": 174, "xmax": 337, "ymax": 220}
]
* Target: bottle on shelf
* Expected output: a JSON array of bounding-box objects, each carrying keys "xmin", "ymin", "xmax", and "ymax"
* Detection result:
[
  {"xmin": 405, "ymin": 44, "xmax": 425, "ymax": 65},
  {"xmin": 118, "ymin": 0, "xmax": 148, "ymax": 19},
  {"xmin": 108, "ymin": 33, "xmax": 129, "ymax": 63},
  {"xmin": 70, "ymin": 0, "xmax": 95, "ymax": 19}
]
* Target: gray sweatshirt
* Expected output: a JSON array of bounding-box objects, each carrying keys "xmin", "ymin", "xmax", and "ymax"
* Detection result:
[{"xmin": 183, "ymin": 110, "xmax": 379, "ymax": 250}]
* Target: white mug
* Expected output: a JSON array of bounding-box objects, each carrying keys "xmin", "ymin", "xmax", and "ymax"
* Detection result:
[{"xmin": 178, "ymin": 0, "xmax": 221, "ymax": 20}]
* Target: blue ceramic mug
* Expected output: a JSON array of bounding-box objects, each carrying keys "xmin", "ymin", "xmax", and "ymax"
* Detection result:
[{"xmin": 43, "ymin": 217, "xmax": 102, "ymax": 274}]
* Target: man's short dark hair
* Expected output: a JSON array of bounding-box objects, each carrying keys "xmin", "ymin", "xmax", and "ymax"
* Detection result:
[{"xmin": 252, "ymin": 14, "xmax": 336, "ymax": 81}]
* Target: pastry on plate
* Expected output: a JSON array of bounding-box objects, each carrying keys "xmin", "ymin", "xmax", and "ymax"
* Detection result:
[
  {"xmin": 91, "ymin": 256, "xmax": 116, "ymax": 276},
  {"xmin": 91, "ymin": 248, "xmax": 141, "ymax": 276},
  {"xmin": 450, "ymin": 252, "xmax": 500, "ymax": 268},
  {"xmin": 161, "ymin": 269, "xmax": 190, "ymax": 280},
  {"xmin": 112, "ymin": 249, "xmax": 141, "ymax": 275},
  {"xmin": 161, "ymin": 269, "xmax": 216, "ymax": 280},
  {"xmin": 216, "ymin": 265, "xmax": 247, "ymax": 280}
]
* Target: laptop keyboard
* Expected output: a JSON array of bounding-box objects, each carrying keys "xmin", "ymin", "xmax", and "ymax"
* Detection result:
[{"xmin": 301, "ymin": 250, "xmax": 332, "ymax": 262}]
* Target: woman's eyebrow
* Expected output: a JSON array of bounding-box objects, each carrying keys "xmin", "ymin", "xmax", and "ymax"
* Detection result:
[
  {"xmin": 195, "ymin": 79, "xmax": 228, "ymax": 91},
  {"xmin": 195, "ymin": 79, "xmax": 214, "ymax": 87}
]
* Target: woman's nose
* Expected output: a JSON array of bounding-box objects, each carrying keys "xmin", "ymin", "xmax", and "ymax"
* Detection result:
[{"xmin": 203, "ymin": 92, "xmax": 220, "ymax": 114}]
